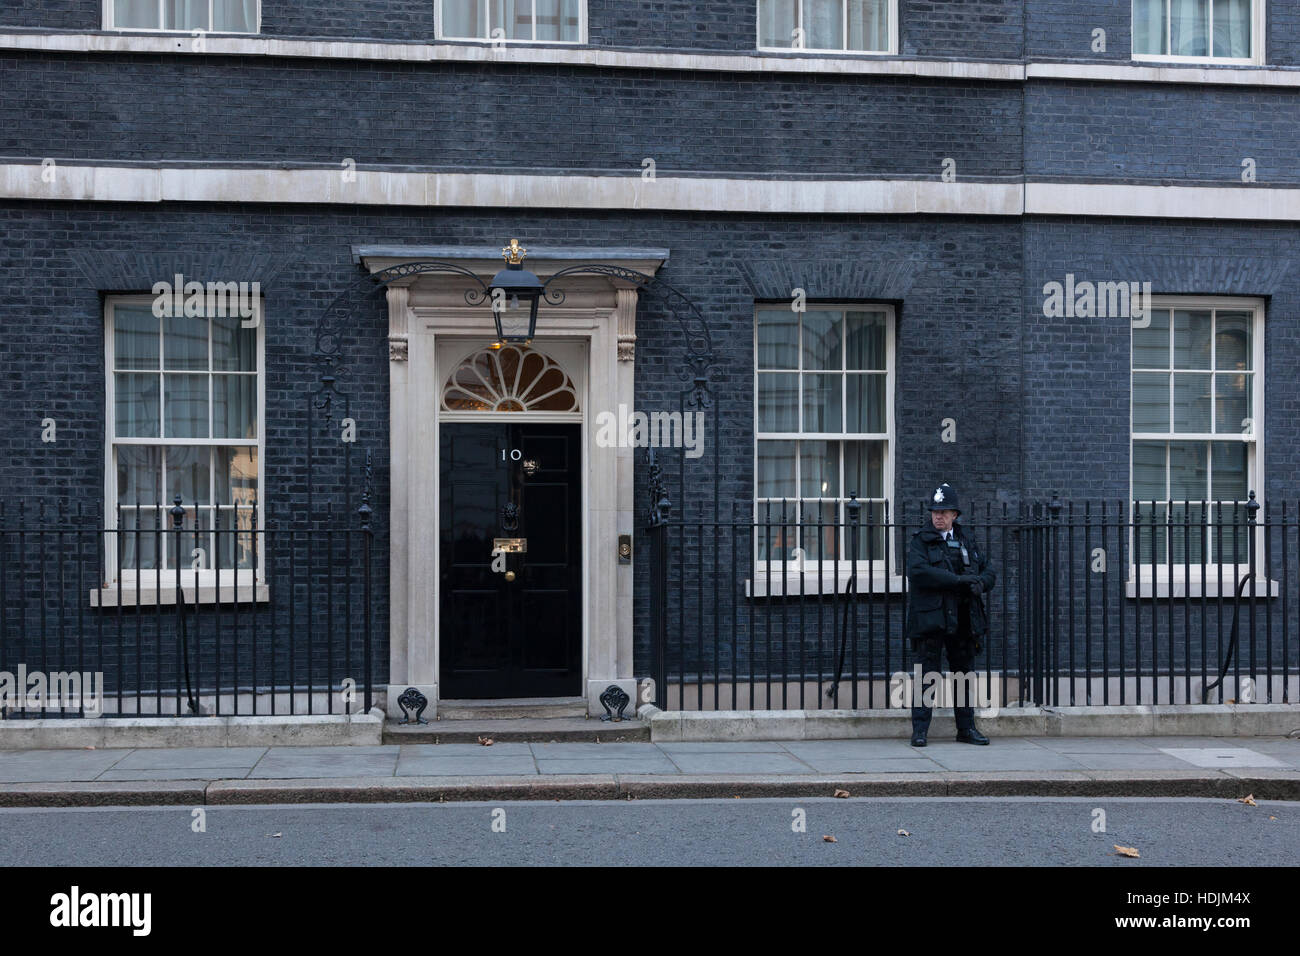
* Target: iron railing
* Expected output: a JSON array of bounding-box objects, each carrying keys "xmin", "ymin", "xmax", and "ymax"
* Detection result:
[
  {"xmin": 643, "ymin": 495, "xmax": 1298, "ymax": 711},
  {"xmin": 0, "ymin": 495, "xmax": 375, "ymax": 718}
]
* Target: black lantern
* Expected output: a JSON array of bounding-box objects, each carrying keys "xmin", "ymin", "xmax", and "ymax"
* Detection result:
[{"xmin": 487, "ymin": 239, "xmax": 544, "ymax": 346}]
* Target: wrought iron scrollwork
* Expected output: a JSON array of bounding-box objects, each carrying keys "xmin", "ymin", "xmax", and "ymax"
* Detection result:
[
  {"xmin": 599, "ymin": 684, "xmax": 631, "ymax": 722},
  {"xmin": 646, "ymin": 449, "xmax": 671, "ymax": 528},
  {"xmin": 397, "ymin": 687, "xmax": 429, "ymax": 725}
]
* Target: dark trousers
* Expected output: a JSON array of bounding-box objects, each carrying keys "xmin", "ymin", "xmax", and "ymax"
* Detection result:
[{"xmin": 910, "ymin": 629, "xmax": 977, "ymax": 733}]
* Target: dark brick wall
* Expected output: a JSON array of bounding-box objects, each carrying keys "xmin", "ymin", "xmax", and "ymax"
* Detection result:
[
  {"xmin": 0, "ymin": 54, "xmax": 1022, "ymax": 179},
  {"xmin": 1026, "ymin": 82, "xmax": 1300, "ymax": 185},
  {"xmin": 0, "ymin": 0, "xmax": 101, "ymax": 32}
]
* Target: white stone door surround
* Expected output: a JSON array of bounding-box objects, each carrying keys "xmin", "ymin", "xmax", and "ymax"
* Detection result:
[{"xmin": 356, "ymin": 245, "xmax": 668, "ymax": 718}]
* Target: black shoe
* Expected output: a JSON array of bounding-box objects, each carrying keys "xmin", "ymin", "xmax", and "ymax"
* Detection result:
[
  {"xmin": 955, "ymin": 727, "xmax": 989, "ymax": 745},
  {"xmin": 910, "ymin": 730, "xmax": 927, "ymax": 747}
]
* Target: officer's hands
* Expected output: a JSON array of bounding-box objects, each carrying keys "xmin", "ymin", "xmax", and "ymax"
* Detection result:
[{"xmin": 958, "ymin": 575, "xmax": 983, "ymax": 596}]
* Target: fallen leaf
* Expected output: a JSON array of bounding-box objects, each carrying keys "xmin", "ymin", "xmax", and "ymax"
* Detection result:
[
  {"xmin": 1113, "ymin": 844, "xmax": 1140, "ymax": 858},
  {"xmin": 477, "ymin": 735, "xmax": 494, "ymax": 746},
  {"xmin": 822, "ymin": 835, "xmax": 837, "ymax": 843},
  {"xmin": 1238, "ymin": 794, "xmax": 1257, "ymax": 806},
  {"xmin": 1226, "ymin": 698, "xmax": 1236, "ymax": 704},
  {"xmin": 833, "ymin": 789, "xmax": 850, "ymax": 799},
  {"xmin": 84, "ymin": 746, "xmax": 96, "ymax": 750},
  {"xmin": 897, "ymin": 829, "xmax": 910, "ymax": 837},
  {"xmin": 1269, "ymin": 816, "xmax": 1277, "ymax": 820}
]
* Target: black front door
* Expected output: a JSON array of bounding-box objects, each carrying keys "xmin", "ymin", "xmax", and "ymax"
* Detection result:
[{"xmin": 439, "ymin": 422, "xmax": 582, "ymax": 698}]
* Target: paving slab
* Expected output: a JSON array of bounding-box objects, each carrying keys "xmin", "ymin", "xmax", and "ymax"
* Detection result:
[
  {"xmin": 247, "ymin": 753, "xmax": 399, "ymax": 779},
  {"xmin": 395, "ymin": 756, "xmax": 538, "ymax": 776},
  {"xmin": 96, "ymin": 769, "xmax": 244, "ymax": 781},
  {"xmin": 536, "ymin": 756, "xmax": 678, "ymax": 775},
  {"xmin": 0, "ymin": 749, "xmax": 128, "ymax": 782},
  {"xmin": 1056, "ymin": 752, "xmax": 1195, "ymax": 771},
  {"xmin": 783, "ymin": 739, "xmax": 934, "ymax": 759},
  {"xmin": 1159, "ymin": 747, "xmax": 1285, "ymax": 769},
  {"xmin": 665, "ymin": 752, "xmax": 816, "ymax": 775},
  {"xmin": 924, "ymin": 748, "xmax": 1087, "ymax": 772},
  {"xmin": 110, "ymin": 747, "xmax": 267, "ymax": 770},
  {"xmin": 654, "ymin": 741, "xmax": 792, "ymax": 753},
  {"xmin": 840, "ymin": 758, "xmax": 942, "ymax": 774},
  {"xmin": 530, "ymin": 742, "xmax": 664, "ymax": 757},
  {"xmin": 1028, "ymin": 737, "xmax": 1166, "ymax": 754},
  {"xmin": 397, "ymin": 742, "xmax": 533, "ymax": 757}
]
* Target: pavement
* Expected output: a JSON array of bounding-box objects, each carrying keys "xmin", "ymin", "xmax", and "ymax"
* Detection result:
[{"xmin": 1, "ymin": 734, "xmax": 1298, "ymax": 805}]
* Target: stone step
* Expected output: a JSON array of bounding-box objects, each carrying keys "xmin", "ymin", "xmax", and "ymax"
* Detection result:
[
  {"xmin": 436, "ymin": 697, "xmax": 589, "ymax": 720},
  {"xmin": 383, "ymin": 716, "xmax": 649, "ymax": 744}
]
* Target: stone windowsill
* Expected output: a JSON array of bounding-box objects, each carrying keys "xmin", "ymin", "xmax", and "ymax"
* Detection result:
[
  {"xmin": 1125, "ymin": 571, "xmax": 1279, "ymax": 600},
  {"xmin": 91, "ymin": 582, "xmax": 269, "ymax": 608},
  {"xmin": 746, "ymin": 569, "xmax": 907, "ymax": 599}
]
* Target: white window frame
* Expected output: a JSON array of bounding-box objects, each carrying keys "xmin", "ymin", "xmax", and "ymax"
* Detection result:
[
  {"xmin": 755, "ymin": 0, "xmax": 899, "ymax": 56},
  {"xmin": 1130, "ymin": 0, "xmax": 1265, "ymax": 66},
  {"xmin": 1128, "ymin": 295, "xmax": 1273, "ymax": 597},
  {"xmin": 103, "ymin": 0, "xmax": 261, "ymax": 34},
  {"xmin": 751, "ymin": 302, "xmax": 899, "ymax": 596},
  {"xmin": 435, "ymin": 0, "xmax": 587, "ymax": 45},
  {"xmin": 99, "ymin": 295, "xmax": 266, "ymax": 605}
]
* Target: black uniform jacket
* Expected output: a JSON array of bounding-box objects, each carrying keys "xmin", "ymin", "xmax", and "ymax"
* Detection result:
[{"xmin": 905, "ymin": 522, "xmax": 997, "ymax": 649}]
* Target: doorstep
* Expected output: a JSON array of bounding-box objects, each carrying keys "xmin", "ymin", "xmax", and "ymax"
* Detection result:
[{"xmin": 0, "ymin": 711, "xmax": 384, "ymax": 749}]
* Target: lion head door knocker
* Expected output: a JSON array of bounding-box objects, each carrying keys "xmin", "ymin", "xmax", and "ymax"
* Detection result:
[{"xmin": 502, "ymin": 500, "xmax": 519, "ymax": 532}]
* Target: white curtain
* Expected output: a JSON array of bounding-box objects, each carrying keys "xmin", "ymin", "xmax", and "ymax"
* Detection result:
[
  {"xmin": 442, "ymin": 0, "xmax": 484, "ymax": 38},
  {"xmin": 1213, "ymin": 0, "xmax": 1251, "ymax": 57},
  {"xmin": 534, "ymin": 0, "xmax": 580, "ymax": 41},
  {"xmin": 213, "ymin": 0, "xmax": 258, "ymax": 32},
  {"xmin": 1132, "ymin": 0, "xmax": 1167, "ymax": 54},
  {"xmin": 165, "ymin": 0, "xmax": 210, "ymax": 31},
  {"xmin": 758, "ymin": 0, "xmax": 797, "ymax": 48},
  {"xmin": 490, "ymin": 0, "xmax": 530, "ymax": 40},
  {"xmin": 114, "ymin": 0, "xmax": 158, "ymax": 28},
  {"xmin": 804, "ymin": 0, "xmax": 842, "ymax": 49},
  {"xmin": 1170, "ymin": 0, "xmax": 1209, "ymax": 56},
  {"xmin": 847, "ymin": 0, "xmax": 888, "ymax": 51}
]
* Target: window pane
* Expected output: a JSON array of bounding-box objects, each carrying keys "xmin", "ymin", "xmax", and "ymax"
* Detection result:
[
  {"xmin": 166, "ymin": 445, "xmax": 211, "ymax": 506},
  {"xmin": 844, "ymin": 440, "xmax": 884, "ymax": 499},
  {"xmin": 757, "ymin": 311, "xmax": 798, "ymax": 369},
  {"xmin": 115, "ymin": 373, "xmax": 160, "ymax": 438},
  {"xmin": 758, "ymin": 0, "xmax": 797, "ymax": 47},
  {"xmin": 1215, "ymin": 310, "xmax": 1251, "ymax": 370},
  {"xmin": 1170, "ymin": 0, "xmax": 1209, "ymax": 56},
  {"xmin": 1214, "ymin": 372, "xmax": 1250, "ymax": 434},
  {"xmin": 1132, "ymin": 308, "xmax": 1170, "ymax": 367},
  {"xmin": 846, "ymin": 373, "xmax": 885, "ymax": 433},
  {"xmin": 215, "ymin": 446, "xmax": 258, "ymax": 507},
  {"xmin": 1133, "ymin": 441, "xmax": 1166, "ymax": 501},
  {"xmin": 800, "ymin": 440, "xmax": 838, "ymax": 498},
  {"xmin": 1172, "ymin": 372, "xmax": 1211, "ymax": 432},
  {"xmin": 114, "ymin": 0, "xmax": 160, "ymax": 29},
  {"xmin": 757, "ymin": 440, "xmax": 796, "ymax": 498},
  {"xmin": 799, "ymin": 500, "xmax": 838, "ymax": 560},
  {"xmin": 489, "ymin": 0, "xmax": 530, "ymax": 39},
  {"xmin": 164, "ymin": 312, "xmax": 207, "ymax": 370},
  {"xmin": 164, "ymin": 0, "xmax": 209, "ymax": 30},
  {"xmin": 114, "ymin": 305, "xmax": 159, "ymax": 369},
  {"xmin": 1213, "ymin": 0, "xmax": 1251, "ymax": 57},
  {"xmin": 846, "ymin": 0, "xmax": 889, "ymax": 51},
  {"xmin": 214, "ymin": 0, "xmax": 257, "ymax": 32},
  {"xmin": 1169, "ymin": 441, "xmax": 1208, "ymax": 500},
  {"xmin": 216, "ymin": 507, "xmax": 257, "ymax": 570},
  {"xmin": 117, "ymin": 509, "xmax": 161, "ymax": 571},
  {"xmin": 1132, "ymin": 0, "xmax": 1168, "ymax": 54},
  {"xmin": 1210, "ymin": 441, "xmax": 1248, "ymax": 501},
  {"xmin": 805, "ymin": 0, "xmax": 844, "ymax": 49},
  {"xmin": 1169, "ymin": 501, "xmax": 1208, "ymax": 562},
  {"xmin": 164, "ymin": 374, "xmax": 209, "ymax": 438},
  {"xmin": 1173, "ymin": 309, "xmax": 1211, "ymax": 369},
  {"xmin": 1134, "ymin": 502, "xmax": 1168, "ymax": 565},
  {"xmin": 535, "ymin": 0, "xmax": 580, "ymax": 41},
  {"xmin": 801, "ymin": 311, "xmax": 841, "ymax": 370},
  {"xmin": 1132, "ymin": 372, "xmax": 1170, "ymax": 431},
  {"xmin": 757, "ymin": 373, "xmax": 799, "ymax": 431},
  {"xmin": 443, "ymin": 0, "xmax": 485, "ymax": 37},
  {"xmin": 212, "ymin": 310, "xmax": 256, "ymax": 371},
  {"xmin": 213, "ymin": 375, "xmax": 257, "ymax": 439},
  {"xmin": 845, "ymin": 310, "xmax": 886, "ymax": 370},
  {"xmin": 802, "ymin": 373, "xmax": 842, "ymax": 432},
  {"xmin": 117, "ymin": 445, "xmax": 162, "ymax": 506}
]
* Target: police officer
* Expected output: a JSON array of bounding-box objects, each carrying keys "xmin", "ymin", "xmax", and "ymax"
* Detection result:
[{"xmin": 905, "ymin": 483, "xmax": 996, "ymax": 747}]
